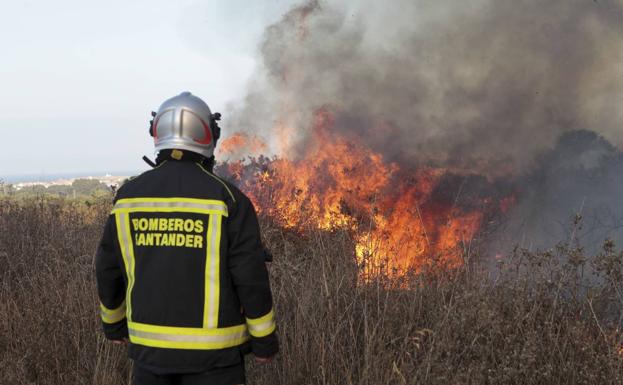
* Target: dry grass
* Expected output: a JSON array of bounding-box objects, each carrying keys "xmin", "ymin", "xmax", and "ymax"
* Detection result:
[{"xmin": 1, "ymin": 196, "xmax": 622, "ymax": 384}]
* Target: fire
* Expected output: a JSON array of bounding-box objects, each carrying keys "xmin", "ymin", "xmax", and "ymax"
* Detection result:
[
  {"xmin": 218, "ymin": 108, "xmax": 506, "ymax": 278},
  {"xmin": 217, "ymin": 132, "xmax": 268, "ymax": 157}
]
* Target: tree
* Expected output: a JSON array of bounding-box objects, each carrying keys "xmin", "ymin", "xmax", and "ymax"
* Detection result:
[
  {"xmin": 71, "ymin": 179, "xmax": 110, "ymax": 195},
  {"xmin": 0, "ymin": 180, "xmax": 11, "ymax": 195},
  {"xmin": 47, "ymin": 185, "xmax": 72, "ymax": 196}
]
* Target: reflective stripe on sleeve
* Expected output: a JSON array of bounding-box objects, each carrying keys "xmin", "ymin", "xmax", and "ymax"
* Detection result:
[
  {"xmin": 112, "ymin": 198, "xmax": 228, "ymax": 217},
  {"xmin": 100, "ymin": 301, "xmax": 126, "ymax": 324},
  {"xmin": 128, "ymin": 322, "xmax": 249, "ymax": 350},
  {"xmin": 246, "ymin": 309, "xmax": 276, "ymax": 338}
]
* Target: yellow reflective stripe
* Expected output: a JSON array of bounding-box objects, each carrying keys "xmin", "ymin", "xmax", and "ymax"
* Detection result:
[
  {"xmin": 113, "ymin": 206, "xmax": 227, "ymax": 216},
  {"xmin": 204, "ymin": 214, "xmax": 214, "ymax": 328},
  {"xmin": 129, "ymin": 335, "xmax": 249, "ymax": 350},
  {"xmin": 246, "ymin": 309, "xmax": 275, "ymax": 326},
  {"xmin": 128, "ymin": 322, "xmax": 249, "ymax": 350},
  {"xmin": 214, "ymin": 215, "xmax": 222, "ymax": 326},
  {"xmin": 130, "ymin": 321, "xmax": 246, "ymax": 335},
  {"xmin": 100, "ymin": 301, "xmax": 126, "ymax": 324},
  {"xmin": 115, "ymin": 197, "xmax": 228, "ymax": 206},
  {"xmin": 195, "ymin": 163, "xmax": 236, "ymax": 203},
  {"xmin": 115, "ymin": 213, "xmax": 130, "ymax": 272},
  {"xmin": 204, "ymin": 213, "xmax": 222, "ymax": 328},
  {"xmin": 125, "ymin": 213, "xmax": 137, "ymax": 322},
  {"xmin": 246, "ymin": 309, "xmax": 276, "ymax": 338},
  {"xmin": 112, "ymin": 198, "xmax": 228, "ymax": 217},
  {"xmin": 115, "ymin": 211, "xmax": 135, "ymax": 321}
]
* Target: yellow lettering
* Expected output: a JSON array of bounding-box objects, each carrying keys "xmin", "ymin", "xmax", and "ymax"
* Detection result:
[
  {"xmin": 183, "ymin": 219, "xmax": 194, "ymax": 233},
  {"xmin": 136, "ymin": 233, "xmax": 146, "ymax": 246},
  {"xmin": 174, "ymin": 218, "xmax": 184, "ymax": 232},
  {"xmin": 185, "ymin": 234, "xmax": 194, "ymax": 248},
  {"xmin": 176, "ymin": 233, "xmax": 185, "ymax": 247},
  {"xmin": 194, "ymin": 235, "xmax": 203, "ymax": 249},
  {"xmin": 160, "ymin": 233, "xmax": 169, "ymax": 246},
  {"xmin": 129, "ymin": 217, "xmax": 211, "ymax": 249},
  {"xmin": 194, "ymin": 219, "xmax": 204, "ymax": 233},
  {"xmin": 138, "ymin": 218, "xmax": 149, "ymax": 231}
]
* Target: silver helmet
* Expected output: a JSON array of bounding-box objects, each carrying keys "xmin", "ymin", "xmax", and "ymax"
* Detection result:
[{"xmin": 151, "ymin": 92, "xmax": 219, "ymax": 158}]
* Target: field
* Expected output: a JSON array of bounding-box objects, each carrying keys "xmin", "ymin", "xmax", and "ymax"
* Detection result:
[{"xmin": 1, "ymin": 195, "xmax": 622, "ymax": 384}]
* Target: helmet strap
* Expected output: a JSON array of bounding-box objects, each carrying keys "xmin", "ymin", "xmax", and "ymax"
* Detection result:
[{"xmin": 142, "ymin": 155, "xmax": 157, "ymax": 168}]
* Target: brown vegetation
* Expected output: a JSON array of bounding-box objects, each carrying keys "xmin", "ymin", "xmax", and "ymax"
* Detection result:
[{"xmin": 1, "ymin": 196, "xmax": 622, "ymax": 384}]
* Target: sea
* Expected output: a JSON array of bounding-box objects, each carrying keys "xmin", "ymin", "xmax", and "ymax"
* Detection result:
[{"xmin": 2, "ymin": 171, "xmax": 140, "ymax": 184}]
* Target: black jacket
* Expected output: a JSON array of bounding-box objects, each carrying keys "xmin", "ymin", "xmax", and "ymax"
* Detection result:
[{"xmin": 95, "ymin": 155, "xmax": 278, "ymax": 373}]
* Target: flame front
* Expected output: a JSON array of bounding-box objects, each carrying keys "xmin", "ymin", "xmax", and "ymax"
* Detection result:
[
  {"xmin": 220, "ymin": 109, "xmax": 507, "ymax": 278},
  {"xmin": 218, "ymin": 132, "xmax": 268, "ymax": 157}
]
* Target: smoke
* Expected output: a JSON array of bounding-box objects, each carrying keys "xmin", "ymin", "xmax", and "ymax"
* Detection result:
[
  {"xmin": 222, "ymin": 0, "xmax": 623, "ymax": 252},
  {"xmin": 491, "ymin": 129, "xmax": 623, "ymax": 252},
  {"xmin": 226, "ymin": 0, "xmax": 623, "ymax": 175}
]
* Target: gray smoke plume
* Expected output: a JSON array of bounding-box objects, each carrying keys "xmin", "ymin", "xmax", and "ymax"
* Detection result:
[
  {"xmin": 489, "ymin": 129, "xmax": 623, "ymax": 253},
  {"xmin": 227, "ymin": 0, "xmax": 623, "ymax": 176},
  {"xmin": 224, "ymin": 0, "xmax": 623, "ymax": 252}
]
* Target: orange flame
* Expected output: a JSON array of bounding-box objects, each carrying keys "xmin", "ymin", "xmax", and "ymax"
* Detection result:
[
  {"xmin": 219, "ymin": 108, "xmax": 507, "ymax": 278},
  {"xmin": 217, "ymin": 133, "xmax": 268, "ymax": 158}
]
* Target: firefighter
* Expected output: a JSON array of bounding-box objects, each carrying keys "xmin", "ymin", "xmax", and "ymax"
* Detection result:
[{"xmin": 95, "ymin": 92, "xmax": 278, "ymax": 385}]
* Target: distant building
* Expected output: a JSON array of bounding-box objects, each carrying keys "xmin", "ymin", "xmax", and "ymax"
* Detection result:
[{"xmin": 13, "ymin": 175, "xmax": 128, "ymax": 191}]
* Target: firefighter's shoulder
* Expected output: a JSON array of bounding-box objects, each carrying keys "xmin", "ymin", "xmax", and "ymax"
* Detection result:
[
  {"xmin": 112, "ymin": 168, "xmax": 156, "ymax": 202},
  {"xmin": 112, "ymin": 176, "xmax": 135, "ymax": 202},
  {"xmin": 194, "ymin": 163, "xmax": 251, "ymax": 206}
]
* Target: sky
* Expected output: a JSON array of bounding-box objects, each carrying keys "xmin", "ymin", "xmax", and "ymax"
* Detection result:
[{"xmin": 0, "ymin": 0, "xmax": 301, "ymax": 179}]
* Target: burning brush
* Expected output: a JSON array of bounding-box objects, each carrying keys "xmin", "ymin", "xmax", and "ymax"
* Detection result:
[{"xmin": 217, "ymin": 108, "xmax": 514, "ymax": 278}]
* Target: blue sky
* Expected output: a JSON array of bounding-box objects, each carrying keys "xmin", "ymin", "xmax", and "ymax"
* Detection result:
[{"xmin": 0, "ymin": 0, "xmax": 300, "ymax": 178}]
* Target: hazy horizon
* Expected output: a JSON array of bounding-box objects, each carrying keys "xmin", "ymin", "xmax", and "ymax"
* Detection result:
[{"xmin": 2, "ymin": 170, "xmax": 141, "ymax": 184}]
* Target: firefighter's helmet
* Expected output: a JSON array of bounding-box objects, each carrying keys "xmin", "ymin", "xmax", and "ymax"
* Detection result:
[{"xmin": 150, "ymin": 92, "xmax": 221, "ymax": 158}]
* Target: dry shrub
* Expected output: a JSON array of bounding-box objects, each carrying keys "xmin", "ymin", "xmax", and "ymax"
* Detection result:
[
  {"xmin": 0, "ymin": 197, "xmax": 129, "ymax": 385},
  {"xmin": 0, "ymin": 196, "xmax": 621, "ymax": 384}
]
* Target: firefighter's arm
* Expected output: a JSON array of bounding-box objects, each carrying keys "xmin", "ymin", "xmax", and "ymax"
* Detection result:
[
  {"xmin": 227, "ymin": 194, "xmax": 279, "ymax": 358},
  {"xmin": 95, "ymin": 214, "xmax": 128, "ymax": 340}
]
